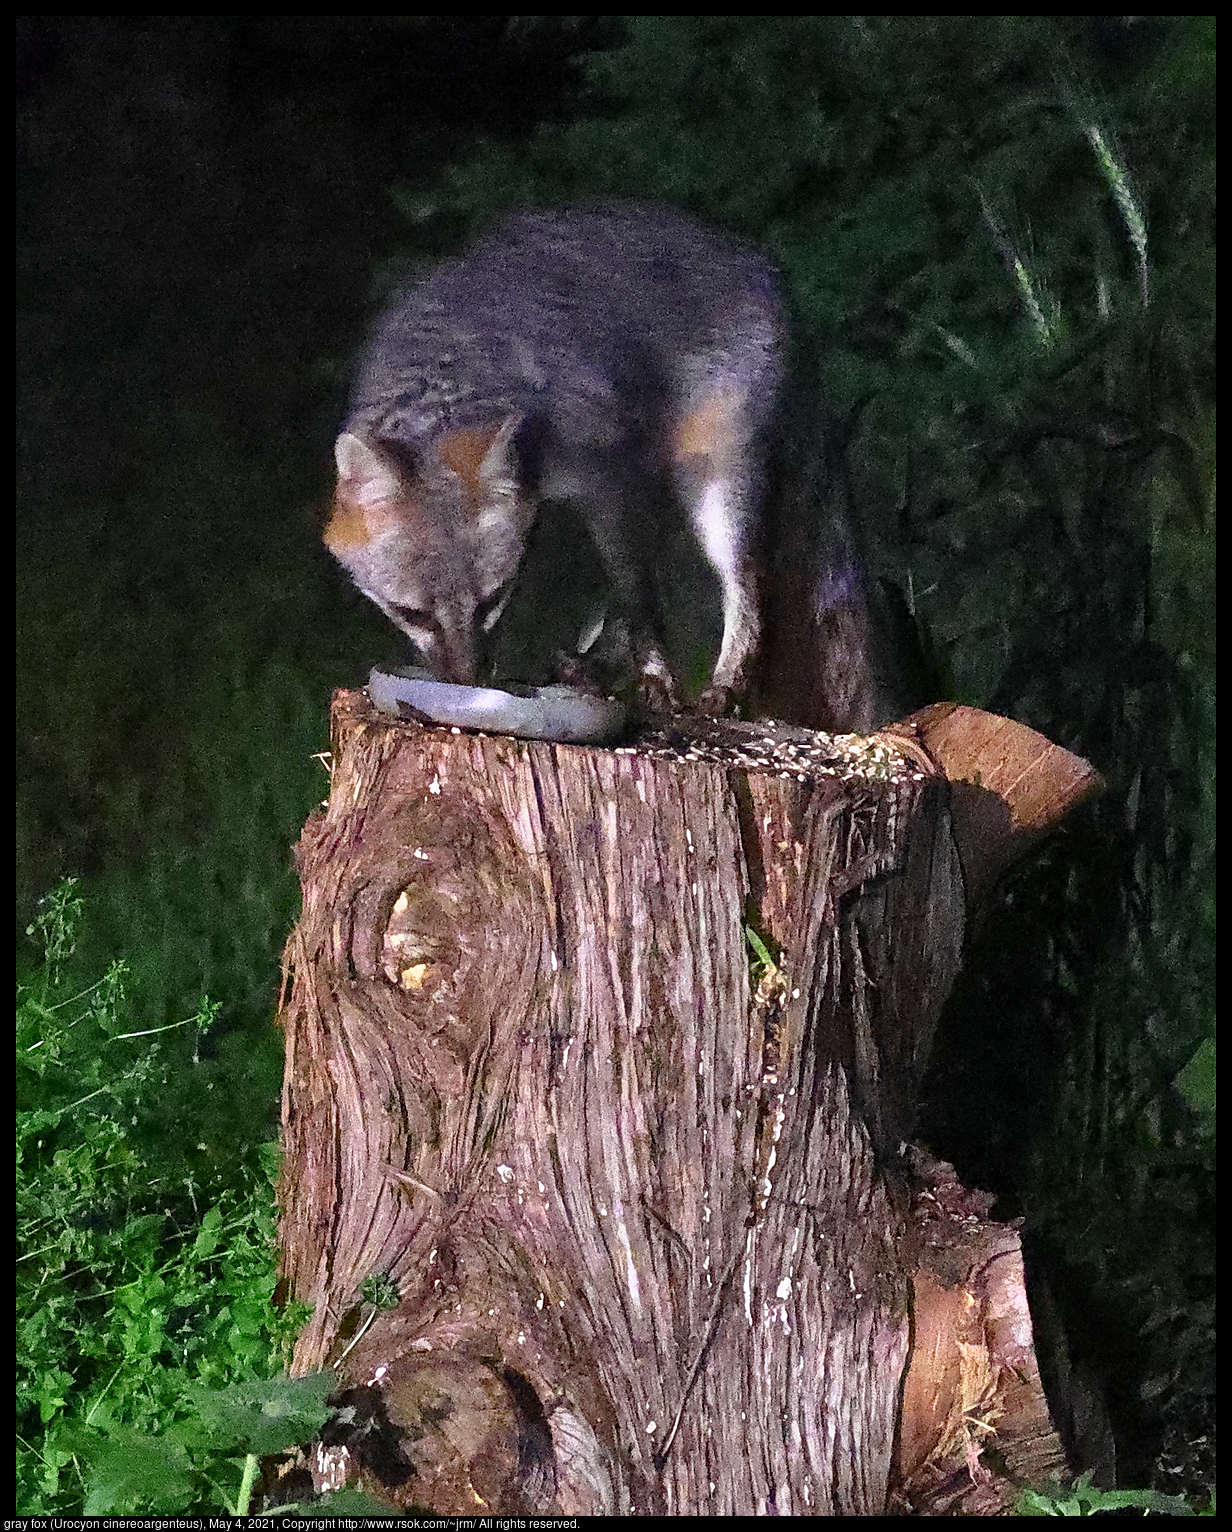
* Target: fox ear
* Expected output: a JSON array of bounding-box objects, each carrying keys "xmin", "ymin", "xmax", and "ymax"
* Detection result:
[
  {"xmin": 435, "ymin": 414, "xmax": 524, "ymax": 487},
  {"xmin": 334, "ymin": 432, "xmax": 404, "ymax": 511}
]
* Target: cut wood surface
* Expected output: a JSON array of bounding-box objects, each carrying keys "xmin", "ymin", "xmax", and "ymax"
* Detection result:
[
  {"xmin": 886, "ymin": 703, "xmax": 1104, "ymax": 915},
  {"xmin": 274, "ymin": 692, "xmax": 1092, "ymax": 1513}
]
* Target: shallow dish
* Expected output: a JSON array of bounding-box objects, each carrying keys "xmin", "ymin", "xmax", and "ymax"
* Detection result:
[{"xmin": 368, "ymin": 667, "xmax": 628, "ymax": 744}]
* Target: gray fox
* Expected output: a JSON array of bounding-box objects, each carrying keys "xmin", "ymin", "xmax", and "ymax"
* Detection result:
[{"xmin": 326, "ymin": 204, "xmax": 784, "ymax": 710}]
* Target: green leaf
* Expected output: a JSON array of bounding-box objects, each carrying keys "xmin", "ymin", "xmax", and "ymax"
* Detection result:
[
  {"xmin": 190, "ymin": 1204, "xmax": 224, "ymax": 1259},
  {"xmin": 83, "ymin": 1432, "xmax": 195, "ymax": 1515},
  {"xmin": 1174, "ymin": 1035, "xmax": 1215, "ymax": 1120},
  {"xmin": 184, "ymin": 1370, "xmax": 337, "ymax": 1457}
]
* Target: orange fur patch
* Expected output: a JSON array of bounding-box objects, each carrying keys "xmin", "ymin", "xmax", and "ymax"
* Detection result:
[
  {"xmin": 323, "ymin": 493, "xmax": 372, "ymax": 552},
  {"xmin": 436, "ymin": 424, "xmax": 505, "ymax": 486},
  {"xmin": 673, "ymin": 392, "xmax": 746, "ymax": 461}
]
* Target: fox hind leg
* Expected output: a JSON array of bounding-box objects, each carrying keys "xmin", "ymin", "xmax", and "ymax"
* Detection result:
[
  {"xmin": 688, "ymin": 476, "xmax": 760, "ymax": 709},
  {"xmin": 672, "ymin": 393, "xmax": 766, "ymax": 712}
]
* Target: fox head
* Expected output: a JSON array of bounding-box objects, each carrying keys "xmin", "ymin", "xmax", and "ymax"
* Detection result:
[{"xmin": 326, "ymin": 418, "xmax": 535, "ymax": 684}]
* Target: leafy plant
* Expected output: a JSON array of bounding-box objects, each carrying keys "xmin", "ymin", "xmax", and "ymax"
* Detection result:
[
  {"xmin": 1017, "ymin": 1471, "xmax": 1213, "ymax": 1517},
  {"xmin": 16, "ymin": 882, "xmax": 316, "ymax": 1514}
]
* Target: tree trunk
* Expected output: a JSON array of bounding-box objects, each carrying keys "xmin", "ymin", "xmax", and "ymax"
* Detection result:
[{"xmin": 275, "ymin": 691, "xmax": 1098, "ymax": 1514}]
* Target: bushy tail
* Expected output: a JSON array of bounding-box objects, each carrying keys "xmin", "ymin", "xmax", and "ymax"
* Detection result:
[{"xmin": 754, "ymin": 387, "xmax": 903, "ymax": 734}]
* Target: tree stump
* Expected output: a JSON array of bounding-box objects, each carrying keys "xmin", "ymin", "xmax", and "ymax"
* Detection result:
[{"xmin": 275, "ymin": 690, "xmax": 1100, "ymax": 1515}]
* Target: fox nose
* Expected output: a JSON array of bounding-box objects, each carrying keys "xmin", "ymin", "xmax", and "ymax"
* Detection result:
[{"xmin": 436, "ymin": 618, "xmax": 478, "ymax": 686}]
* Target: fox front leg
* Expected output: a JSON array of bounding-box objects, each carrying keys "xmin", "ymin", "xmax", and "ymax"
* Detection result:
[{"xmin": 549, "ymin": 454, "xmax": 684, "ymax": 713}]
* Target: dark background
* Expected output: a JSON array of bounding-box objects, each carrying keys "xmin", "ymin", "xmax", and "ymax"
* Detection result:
[{"xmin": 16, "ymin": 16, "xmax": 1213, "ymax": 1499}]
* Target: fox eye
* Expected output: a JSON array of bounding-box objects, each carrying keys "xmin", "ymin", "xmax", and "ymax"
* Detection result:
[
  {"xmin": 375, "ymin": 437, "xmax": 420, "ymax": 483},
  {"xmin": 384, "ymin": 606, "xmax": 444, "ymax": 657},
  {"xmin": 388, "ymin": 605, "xmax": 437, "ymax": 635}
]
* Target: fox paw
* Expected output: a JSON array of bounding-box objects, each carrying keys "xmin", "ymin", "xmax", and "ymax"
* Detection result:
[
  {"xmin": 696, "ymin": 679, "xmax": 750, "ymax": 718},
  {"xmin": 636, "ymin": 672, "xmax": 680, "ymax": 716},
  {"xmin": 634, "ymin": 648, "xmax": 682, "ymax": 716}
]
